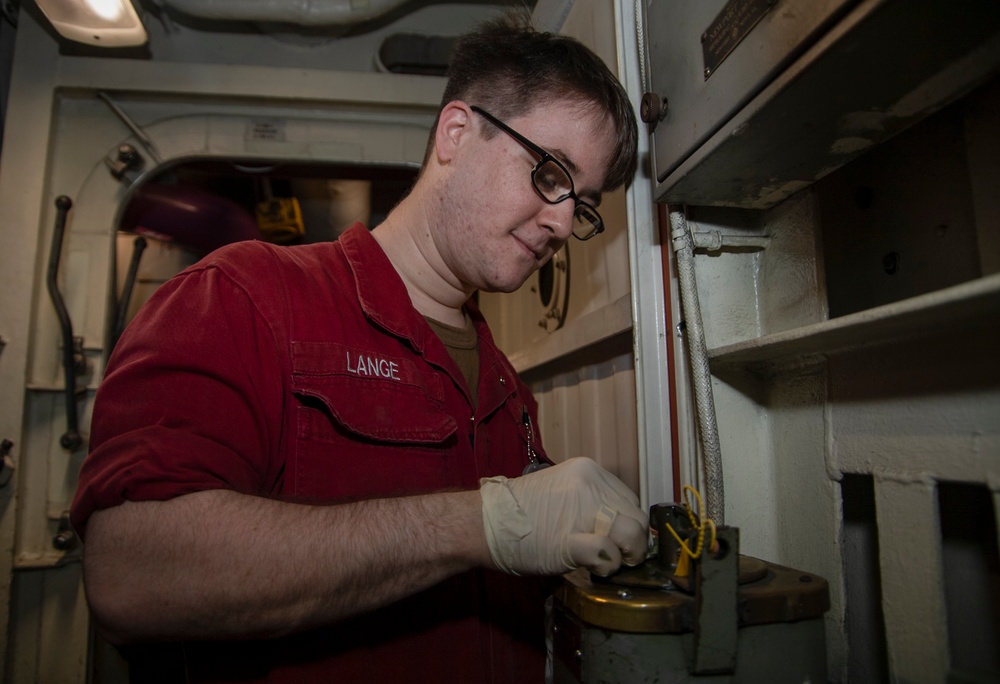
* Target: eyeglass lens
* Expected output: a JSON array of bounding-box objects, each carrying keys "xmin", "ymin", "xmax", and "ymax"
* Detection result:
[
  {"xmin": 533, "ymin": 160, "xmax": 573, "ymax": 200},
  {"xmin": 573, "ymin": 204, "xmax": 602, "ymax": 240},
  {"xmin": 532, "ymin": 159, "xmax": 603, "ymax": 240}
]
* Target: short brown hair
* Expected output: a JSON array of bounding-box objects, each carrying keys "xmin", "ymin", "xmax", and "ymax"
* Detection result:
[{"xmin": 432, "ymin": 13, "xmax": 638, "ymax": 192}]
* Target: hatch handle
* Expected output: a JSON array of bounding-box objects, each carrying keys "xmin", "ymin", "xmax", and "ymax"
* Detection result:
[
  {"xmin": 45, "ymin": 196, "xmax": 85, "ymax": 452},
  {"xmin": 111, "ymin": 235, "xmax": 147, "ymax": 350}
]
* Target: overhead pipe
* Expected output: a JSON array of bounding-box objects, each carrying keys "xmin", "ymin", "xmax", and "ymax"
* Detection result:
[
  {"xmin": 160, "ymin": 0, "xmax": 413, "ymax": 26},
  {"xmin": 669, "ymin": 207, "xmax": 725, "ymax": 524},
  {"xmin": 691, "ymin": 231, "xmax": 769, "ymax": 253}
]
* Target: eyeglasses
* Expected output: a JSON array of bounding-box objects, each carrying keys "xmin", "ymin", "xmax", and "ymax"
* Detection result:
[{"xmin": 470, "ymin": 106, "xmax": 604, "ymax": 241}]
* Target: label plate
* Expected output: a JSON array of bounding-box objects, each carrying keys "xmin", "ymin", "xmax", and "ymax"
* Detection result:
[{"xmin": 702, "ymin": 0, "xmax": 777, "ymax": 79}]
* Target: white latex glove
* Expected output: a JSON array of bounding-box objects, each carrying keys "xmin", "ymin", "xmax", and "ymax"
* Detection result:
[{"xmin": 479, "ymin": 457, "xmax": 649, "ymax": 577}]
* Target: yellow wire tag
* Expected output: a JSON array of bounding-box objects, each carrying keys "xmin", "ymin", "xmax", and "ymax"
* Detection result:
[
  {"xmin": 675, "ymin": 550, "xmax": 691, "ymax": 577},
  {"xmin": 662, "ymin": 485, "xmax": 718, "ymax": 579}
]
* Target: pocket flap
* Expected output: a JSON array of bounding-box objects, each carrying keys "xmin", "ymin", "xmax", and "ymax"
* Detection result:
[{"xmin": 292, "ymin": 341, "xmax": 455, "ymax": 443}]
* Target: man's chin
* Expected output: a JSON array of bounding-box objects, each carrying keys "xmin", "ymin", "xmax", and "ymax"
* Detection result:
[
  {"xmin": 481, "ymin": 275, "xmax": 533, "ymax": 294},
  {"xmin": 479, "ymin": 283, "xmax": 521, "ymax": 295}
]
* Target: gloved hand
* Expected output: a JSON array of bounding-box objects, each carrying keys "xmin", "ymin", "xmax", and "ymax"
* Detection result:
[{"xmin": 479, "ymin": 457, "xmax": 649, "ymax": 577}]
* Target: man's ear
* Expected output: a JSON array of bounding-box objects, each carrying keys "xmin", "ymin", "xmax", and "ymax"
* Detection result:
[{"xmin": 434, "ymin": 101, "xmax": 473, "ymax": 164}]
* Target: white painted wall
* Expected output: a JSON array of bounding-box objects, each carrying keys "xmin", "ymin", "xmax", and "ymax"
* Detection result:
[{"xmin": 692, "ymin": 78, "xmax": 1000, "ymax": 682}]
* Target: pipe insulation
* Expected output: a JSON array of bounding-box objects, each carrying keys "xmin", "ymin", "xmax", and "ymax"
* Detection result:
[
  {"xmin": 669, "ymin": 208, "xmax": 725, "ymax": 524},
  {"xmin": 160, "ymin": 0, "xmax": 413, "ymax": 26}
]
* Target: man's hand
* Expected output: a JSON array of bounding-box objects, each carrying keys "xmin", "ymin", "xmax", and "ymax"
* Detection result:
[{"xmin": 479, "ymin": 457, "xmax": 649, "ymax": 577}]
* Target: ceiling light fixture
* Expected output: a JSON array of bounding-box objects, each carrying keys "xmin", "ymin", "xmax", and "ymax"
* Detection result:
[{"xmin": 34, "ymin": 0, "xmax": 147, "ymax": 47}]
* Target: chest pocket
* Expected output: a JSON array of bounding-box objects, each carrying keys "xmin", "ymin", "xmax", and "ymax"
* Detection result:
[{"xmin": 290, "ymin": 341, "xmax": 460, "ymax": 501}]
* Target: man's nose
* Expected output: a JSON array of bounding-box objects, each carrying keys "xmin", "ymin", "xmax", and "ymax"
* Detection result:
[{"xmin": 538, "ymin": 198, "xmax": 576, "ymax": 242}]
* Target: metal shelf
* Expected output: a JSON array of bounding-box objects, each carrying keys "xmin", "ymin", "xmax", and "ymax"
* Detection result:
[
  {"xmin": 506, "ymin": 294, "xmax": 633, "ymax": 374},
  {"xmin": 709, "ymin": 273, "xmax": 1000, "ymax": 376}
]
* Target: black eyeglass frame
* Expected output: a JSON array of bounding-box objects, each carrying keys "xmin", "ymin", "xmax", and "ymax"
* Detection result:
[{"xmin": 470, "ymin": 105, "xmax": 604, "ymax": 241}]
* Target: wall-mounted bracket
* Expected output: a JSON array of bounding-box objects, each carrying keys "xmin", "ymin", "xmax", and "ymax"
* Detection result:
[
  {"xmin": 691, "ymin": 526, "xmax": 739, "ymax": 674},
  {"xmin": 105, "ymin": 143, "xmax": 145, "ymax": 182}
]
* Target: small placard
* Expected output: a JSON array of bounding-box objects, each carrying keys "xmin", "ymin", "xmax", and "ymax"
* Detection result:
[
  {"xmin": 246, "ymin": 119, "xmax": 286, "ymax": 142},
  {"xmin": 702, "ymin": 0, "xmax": 776, "ymax": 79}
]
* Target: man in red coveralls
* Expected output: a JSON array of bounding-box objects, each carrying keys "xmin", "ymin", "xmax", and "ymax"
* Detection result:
[{"xmin": 70, "ymin": 13, "xmax": 647, "ymax": 683}]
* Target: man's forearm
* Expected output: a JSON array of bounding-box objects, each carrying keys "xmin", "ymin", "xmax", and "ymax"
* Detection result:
[{"xmin": 82, "ymin": 488, "xmax": 492, "ymax": 644}]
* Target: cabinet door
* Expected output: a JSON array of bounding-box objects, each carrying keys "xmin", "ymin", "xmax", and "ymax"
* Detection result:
[{"xmin": 645, "ymin": 0, "xmax": 856, "ymax": 185}]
